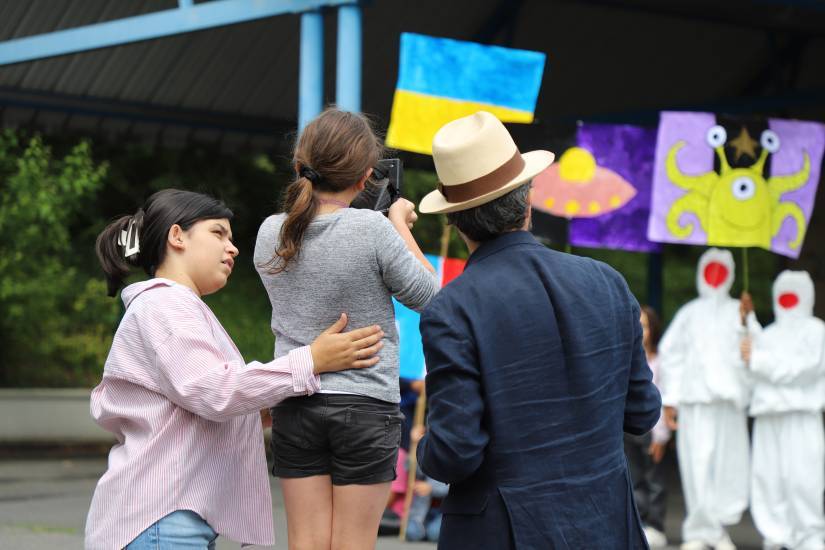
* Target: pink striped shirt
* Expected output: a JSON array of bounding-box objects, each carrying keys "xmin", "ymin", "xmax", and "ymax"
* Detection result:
[{"xmin": 85, "ymin": 278, "xmax": 320, "ymax": 550}]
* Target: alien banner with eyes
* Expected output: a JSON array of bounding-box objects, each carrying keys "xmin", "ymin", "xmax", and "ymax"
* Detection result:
[{"xmin": 647, "ymin": 111, "xmax": 824, "ymax": 258}]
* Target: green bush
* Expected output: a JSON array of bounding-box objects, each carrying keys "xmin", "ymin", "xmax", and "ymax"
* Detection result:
[{"xmin": 0, "ymin": 131, "xmax": 119, "ymax": 387}]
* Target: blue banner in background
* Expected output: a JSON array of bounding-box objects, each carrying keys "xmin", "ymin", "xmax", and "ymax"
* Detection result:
[{"xmin": 395, "ymin": 254, "xmax": 442, "ymax": 380}]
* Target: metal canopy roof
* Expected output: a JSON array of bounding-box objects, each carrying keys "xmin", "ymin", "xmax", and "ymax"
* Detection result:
[{"xmin": 0, "ymin": 0, "xmax": 824, "ymax": 151}]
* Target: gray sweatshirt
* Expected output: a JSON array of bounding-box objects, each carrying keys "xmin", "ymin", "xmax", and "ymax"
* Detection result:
[{"xmin": 254, "ymin": 208, "xmax": 439, "ymax": 403}]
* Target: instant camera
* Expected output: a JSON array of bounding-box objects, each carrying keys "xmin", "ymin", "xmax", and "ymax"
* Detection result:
[{"xmin": 350, "ymin": 158, "xmax": 402, "ymax": 215}]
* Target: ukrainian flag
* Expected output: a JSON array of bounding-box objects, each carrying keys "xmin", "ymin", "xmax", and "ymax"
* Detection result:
[{"xmin": 386, "ymin": 33, "xmax": 546, "ymax": 155}]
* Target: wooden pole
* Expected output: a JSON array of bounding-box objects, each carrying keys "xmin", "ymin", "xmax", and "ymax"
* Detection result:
[
  {"xmin": 742, "ymin": 247, "xmax": 750, "ymax": 293},
  {"xmin": 439, "ymin": 222, "xmax": 451, "ymax": 258},
  {"xmin": 398, "ymin": 387, "xmax": 427, "ymax": 541}
]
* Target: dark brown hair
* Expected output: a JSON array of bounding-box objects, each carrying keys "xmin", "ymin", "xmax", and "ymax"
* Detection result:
[
  {"xmin": 268, "ymin": 108, "xmax": 382, "ymax": 272},
  {"xmin": 95, "ymin": 189, "xmax": 233, "ymax": 296},
  {"xmin": 640, "ymin": 305, "xmax": 662, "ymax": 354}
]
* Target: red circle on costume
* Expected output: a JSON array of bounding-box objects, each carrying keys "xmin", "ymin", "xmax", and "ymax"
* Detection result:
[
  {"xmin": 778, "ymin": 293, "xmax": 799, "ymax": 309},
  {"xmin": 703, "ymin": 262, "xmax": 729, "ymax": 288}
]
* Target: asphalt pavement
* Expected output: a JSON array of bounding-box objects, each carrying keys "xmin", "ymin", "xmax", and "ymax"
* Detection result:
[{"xmin": 0, "ymin": 452, "xmax": 762, "ymax": 549}]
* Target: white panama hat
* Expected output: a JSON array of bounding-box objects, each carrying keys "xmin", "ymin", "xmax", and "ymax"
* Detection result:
[{"xmin": 419, "ymin": 111, "xmax": 555, "ymax": 214}]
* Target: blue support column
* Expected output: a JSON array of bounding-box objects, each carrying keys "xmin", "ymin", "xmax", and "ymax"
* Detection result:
[
  {"xmin": 335, "ymin": 3, "xmax": 362, "ymax": 112},
  {"xmin": 299, "ymin": 10, "xmax": 325, "ymax": 131}
]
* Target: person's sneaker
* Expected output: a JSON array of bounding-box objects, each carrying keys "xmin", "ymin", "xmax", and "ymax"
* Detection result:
[
  {"xmin": 643, "ymin": 526, "xmax": 667, "ymax": 548},
  {"xmin": 680, "ymin": 541, "xmax": 708, "ymax": 550},
  {"xmin": 715, "ymin": 533, "xmax": 737, "ymax": 550}
]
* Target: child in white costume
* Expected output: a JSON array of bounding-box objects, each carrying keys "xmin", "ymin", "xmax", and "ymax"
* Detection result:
[
  {"xmin": 658, "ymin": 248, "xmax": 759, "ymax": 550},
  {"xmin": 743, "ymin": 270, "xmax": 825, "ymax": 550}
]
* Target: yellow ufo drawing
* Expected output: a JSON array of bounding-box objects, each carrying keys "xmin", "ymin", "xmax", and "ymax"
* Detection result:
[{"xmin": 531, "ymin": 147, "xmax": 637, "ymax": 218}]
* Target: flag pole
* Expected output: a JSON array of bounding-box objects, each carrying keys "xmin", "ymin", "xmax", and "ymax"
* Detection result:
[
  {"xmin": 742, "ymin": 247, "xmax": 750, "ymax": 293},
  {"xmin": 399, "ymin": 385, "xmax": 427, "ymax": 541},
  {"xmin": 399, "ymin": 221, "xmax": 451, "ymax": 541}
]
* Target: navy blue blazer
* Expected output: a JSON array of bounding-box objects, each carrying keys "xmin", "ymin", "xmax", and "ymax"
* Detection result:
[{"xmin": 417, "ymin": 231, "xmax": 661, "ymax": 550}]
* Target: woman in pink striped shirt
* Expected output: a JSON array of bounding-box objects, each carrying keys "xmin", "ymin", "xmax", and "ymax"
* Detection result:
[{"xmin": 85, "ymin": 189, "xmax": 384, "ymax": 550}]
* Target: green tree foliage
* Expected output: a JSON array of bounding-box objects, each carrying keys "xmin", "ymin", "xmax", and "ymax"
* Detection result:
[{"xmin": 0, "ymin": 131, "xmax": 119, "ymax": 387}]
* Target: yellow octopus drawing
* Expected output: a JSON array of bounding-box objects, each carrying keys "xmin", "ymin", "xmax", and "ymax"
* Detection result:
[{"xmin": 666, "ymin": 125, "xmax": 810, "ymax": 249}]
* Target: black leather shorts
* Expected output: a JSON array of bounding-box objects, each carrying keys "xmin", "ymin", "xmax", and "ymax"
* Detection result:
[{"xmin": 270, "ymin": 394, "xmax": 404, "ymax": 485}]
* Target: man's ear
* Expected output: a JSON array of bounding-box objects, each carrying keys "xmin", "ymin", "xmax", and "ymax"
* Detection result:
[{"xmin": 168, "ymin": 224, "xmax": 185, "ymax": 251}]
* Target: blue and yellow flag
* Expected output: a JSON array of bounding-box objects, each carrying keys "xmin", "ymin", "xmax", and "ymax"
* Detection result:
[{"xmin": 386, "ymin": 33, "xmax": 546, "ymax": 155}]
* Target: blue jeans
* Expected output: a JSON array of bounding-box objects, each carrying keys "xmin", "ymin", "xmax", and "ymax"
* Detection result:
[
  {"xmin": 125, "ymin": 510, "xmax": 217, "ymax": 549},
  {"xmin": 405, "ymin": 494, "xmax": 443, "ymax": 542}
]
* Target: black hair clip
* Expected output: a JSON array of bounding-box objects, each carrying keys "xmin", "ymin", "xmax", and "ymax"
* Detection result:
[{"xmin": 299, "ymin": 166, "xmax": 323, "ymax": 185}]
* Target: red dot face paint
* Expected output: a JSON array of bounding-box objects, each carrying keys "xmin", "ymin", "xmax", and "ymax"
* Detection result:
[
  {"xmin": 703, "ymin": 262, "xmax": 729, "ymax": 288},
  {"xmin": 778, "ymin": 292, "xmax": 799, "ymax": 309}
]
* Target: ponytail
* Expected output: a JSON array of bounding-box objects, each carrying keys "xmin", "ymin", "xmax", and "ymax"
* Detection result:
[
  {"xmin": 266, "ymin": 107, "xmax": 383, "ymax": 273},
  {"xmin": 95, "ymin": 210, "xmax": 144, "ymax": 297},
  {"xmin": 270, "ymin": 176, "xmax": 318, "ymax": 273}
]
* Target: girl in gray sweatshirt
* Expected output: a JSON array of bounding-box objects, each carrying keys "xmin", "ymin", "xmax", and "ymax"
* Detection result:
[{"xmin": 254, "ymin": 108, "xmax": 438, "ymax": 549}]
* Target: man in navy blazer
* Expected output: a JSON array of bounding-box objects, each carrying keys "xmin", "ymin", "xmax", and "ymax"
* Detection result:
[{"xmin": 417, "ymin": 111, "xmax": 662, "ymax": 549}]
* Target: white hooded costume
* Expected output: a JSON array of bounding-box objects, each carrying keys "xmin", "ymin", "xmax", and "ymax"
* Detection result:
[
  {"xmin": 749, "ymin": 270, "xmax": 825, "ymax": 550},
  {"xmin": 658, "ymin": 248, "xmax": 758, "ymax": 546}
]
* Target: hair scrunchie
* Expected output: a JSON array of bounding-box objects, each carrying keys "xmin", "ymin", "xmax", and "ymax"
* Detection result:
[{"xmin": 299, "ymin": 166, "xmax": 323, "ymax": 185}]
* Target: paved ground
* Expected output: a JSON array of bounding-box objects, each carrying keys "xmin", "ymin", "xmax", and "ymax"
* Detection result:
[
  {"xmin": 0, "ymin": 452, "xmax": 762, "ymax": 549},
  {"xmin": 0, "ymin": 458, "xmax": 434, "ymax": 549}
]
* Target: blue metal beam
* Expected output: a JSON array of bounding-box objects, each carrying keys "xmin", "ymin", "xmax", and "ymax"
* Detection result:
[
  {"xmin": 0, "ymin": 0, "xmax": 350, "ymax": 66},
  {"xmin": 335, "ymin": 4, "xmax": 362, "ymax": 113},
  {"xmin": 299, "ymin": 10, "xmax": 324, "ymax": 130}
]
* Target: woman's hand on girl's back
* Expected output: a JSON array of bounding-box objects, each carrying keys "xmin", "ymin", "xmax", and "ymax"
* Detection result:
[
  {"xmin": 310, "ymin": 313, "xmax": 384, "ymax": 374},
  {"xmin": 389, "ymin": 198, "xmax": 418, "ymax": 230}
]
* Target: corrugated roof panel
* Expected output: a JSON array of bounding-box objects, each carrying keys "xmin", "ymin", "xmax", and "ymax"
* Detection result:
[
  {"xmin": 0, "ymin": 3, "xmax": 74, "ymax": 88},
  {"xmin": 4, "ymin": 1, "xmax": 70, "ymax": 39},
  {"xmin": 243, "ymin": 20, "xmax": 300, "ymax": 117},
  {"xmin": 237, "ymin": 22, "xmax": 299, "ymax": 115},
  {"xmin": 117, "ymin": 35, "xmax": 193, "ymax": 104},
  {"xmin": 179, "ymin": 27, "xmax": 262, "ymax": 110},
  {"xmin": 26, "ymin": 1, "xmax": 147, "ymax": 93},
  {"xmin": 150, "ymin": 26, "xmax": 234, "ymax": 108},
  {"xmin": 53, "ymin": 1, "xmax": 155, "ymax": 95},
  {"xmin": 0, "ymin": 3, "xmax": 39, "ymax": 40},
  {"xmin": 206, "ymin": 19, "xmax": 274, "ymax": 112}
]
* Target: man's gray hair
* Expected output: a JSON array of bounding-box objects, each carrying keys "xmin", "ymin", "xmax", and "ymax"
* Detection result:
[{"xmin": 446, "ymin": 182, "xmax": 531, "ymax": 242}]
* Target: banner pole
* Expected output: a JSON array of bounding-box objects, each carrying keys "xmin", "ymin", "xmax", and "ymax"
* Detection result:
[
  {"xmin": 399, "ymin": 387, "xmax": 427, "ymax": 541},
  {"xmin": 742, "ymin": 247, "xmax": 750, "ymax": 293},
  {"xmin": 439, "ymin": 221, "xmax": 451, "ymax": 258}
]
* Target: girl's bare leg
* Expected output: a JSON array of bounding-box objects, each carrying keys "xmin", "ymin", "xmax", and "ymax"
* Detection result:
[
  {"xmin": 281, "ymin": 476, "xmax": 334, "ymax": 550},
  {"xmin": 330, "ymin": 482, "xmax": 392, "ymax": 550}
]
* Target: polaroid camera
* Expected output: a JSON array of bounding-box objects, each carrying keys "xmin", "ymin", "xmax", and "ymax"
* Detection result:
[{"xmin": 350, "ymin": 158, "xmax": 402, "ymax": 215}]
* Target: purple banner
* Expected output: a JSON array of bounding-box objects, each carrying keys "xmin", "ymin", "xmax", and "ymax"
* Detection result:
[
  {"xmin": 648, "ymin": 111, "xmax": 824, "ymax": 259},
  {"xmin": 569, "ymin": 124, "xmax": 661, "ymax": 253}
]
